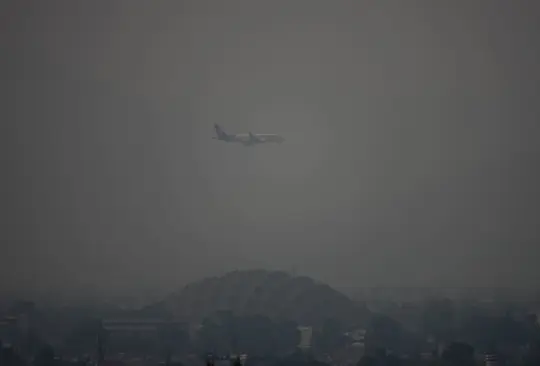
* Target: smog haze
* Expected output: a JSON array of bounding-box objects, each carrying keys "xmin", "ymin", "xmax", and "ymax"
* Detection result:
[{"xmin": 3, "ymin": 1, "xmax": 540, "ymax": 298}]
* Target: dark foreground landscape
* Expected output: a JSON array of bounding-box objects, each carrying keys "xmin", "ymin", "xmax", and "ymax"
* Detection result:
[{"xmin": 1, "ymin": 270, "xmax": 540, "ymax": 366}]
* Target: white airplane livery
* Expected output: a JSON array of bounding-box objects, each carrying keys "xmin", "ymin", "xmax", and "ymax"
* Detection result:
[{"xmin": 212, "ymin": 124, "xmax": 284, "ymax": 146}]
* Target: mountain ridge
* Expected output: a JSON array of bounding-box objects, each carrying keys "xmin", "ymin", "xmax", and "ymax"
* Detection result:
[{"xmin": 151, "ymin": 269, "xmax": 370, "ymax": 327}]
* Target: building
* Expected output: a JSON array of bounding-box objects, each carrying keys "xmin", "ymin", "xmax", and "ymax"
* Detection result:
[{"xmin": 297, "ymin": 326, "xmax": 313, "ymax": 350}]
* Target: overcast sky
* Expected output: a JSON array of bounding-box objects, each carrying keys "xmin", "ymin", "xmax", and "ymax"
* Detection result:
[{"xmin": 3, "ymin": 1, "xmax": 540, "ymax": 296}]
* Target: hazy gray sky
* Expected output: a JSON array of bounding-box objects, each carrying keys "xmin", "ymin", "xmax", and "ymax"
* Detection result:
[{"xmin": 3, "ymin": 1, "xmax": 540, "ymax": 295}]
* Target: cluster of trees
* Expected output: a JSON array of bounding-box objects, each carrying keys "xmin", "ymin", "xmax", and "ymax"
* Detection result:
[
  {"xmin": 4, "ymin": 294, "xmax": 540, "ymax": 366},
  {"xmin": 0, "ymin": 341, "xmax": 58, "ymax": 366},
  {"xmin": 352, "ymin": 297, "xmax": 540, "ymax": 366},
  {"xmin": 310, "ymin": 315, "xmax": 413, "ymax": 355},
  {"xmin": 357, "ymin": 342, "xmax": 476, "ymax": 366},
  {"xmin": 0, "ymin": 340, "xmax": 26, "ymax": 366},
  {"xmin": 305, "ymin": 297, "xmax": 540, "ymax": 365},
  {"xmin": 420, "ymin": 298, "xmax": 540, "ymax": 351},
  {"xmin": 197, "ymin": 311, "xmax": 300, "ymax": 357},
  {"xmin": 356, "ymin": 341, "xmax": 540, "ymax": 366},
  {"xmin": 310, "ymin": 318, "xmax": 345, "ymax": 353}
]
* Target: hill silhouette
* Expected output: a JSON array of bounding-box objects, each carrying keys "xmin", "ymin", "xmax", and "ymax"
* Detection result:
[{"xmin": 153, "ymin": 270, "xmax": 369, "ymax": 327}]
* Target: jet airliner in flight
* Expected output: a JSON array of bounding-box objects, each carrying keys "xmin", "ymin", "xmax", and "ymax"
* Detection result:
[{"xmin": 212, "ymin": 124, "xmax": 284, "ymax": 146}]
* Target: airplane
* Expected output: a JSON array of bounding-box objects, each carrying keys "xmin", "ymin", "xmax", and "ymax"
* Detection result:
[{"xmin": 212, "ymin": 124, "xmax": 284, "ymax": 146}]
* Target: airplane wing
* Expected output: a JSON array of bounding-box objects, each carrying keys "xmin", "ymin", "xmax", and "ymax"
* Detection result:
[{"xmin": 249, "ymin": 132, "xmax": 263, "ymax": 143}]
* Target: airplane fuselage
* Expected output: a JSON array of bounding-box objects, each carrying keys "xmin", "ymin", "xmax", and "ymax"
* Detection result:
[{"xmin": 212, "ymin": 125, "xmax": 284, "ymax": 146}]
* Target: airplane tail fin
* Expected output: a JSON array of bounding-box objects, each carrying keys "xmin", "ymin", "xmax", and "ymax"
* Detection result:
[{"xmin": 214, "ymin": 124, "xmax": 229, "ymax": 140}]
